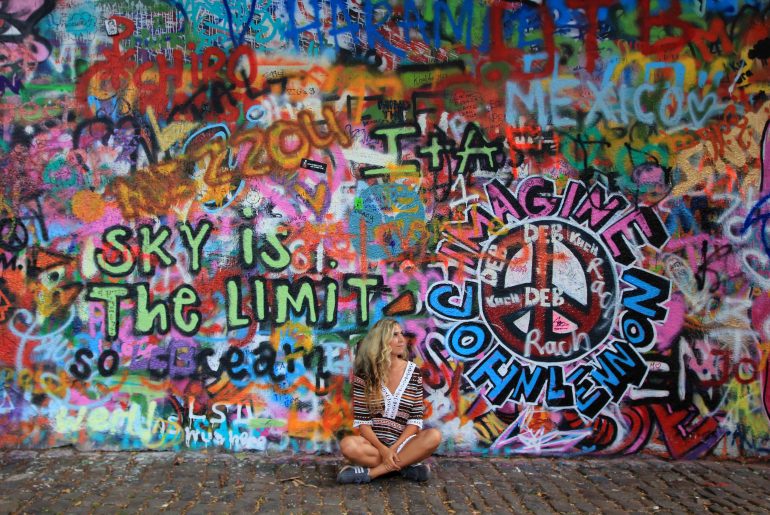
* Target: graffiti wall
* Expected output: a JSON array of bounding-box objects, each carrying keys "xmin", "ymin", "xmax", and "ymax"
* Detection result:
[{"xmin": 1, "ymin": 0, "xmax": 770, "ymax": 459}]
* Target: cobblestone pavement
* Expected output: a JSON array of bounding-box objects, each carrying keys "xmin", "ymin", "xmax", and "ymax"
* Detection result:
[{"xmin": 1, "ymin": 450, "xmax": 769, "ymax": 514}]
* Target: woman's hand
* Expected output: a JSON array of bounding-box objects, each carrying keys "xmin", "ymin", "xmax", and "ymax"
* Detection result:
[{"xmin": 379, "ymin": 446, "xmax": 401, "ymax": 471}]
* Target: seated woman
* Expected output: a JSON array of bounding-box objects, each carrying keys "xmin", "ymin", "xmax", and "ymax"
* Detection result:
[{"xmin": 337, "ymin": 318, "xmax": 442, "ymax": 484}]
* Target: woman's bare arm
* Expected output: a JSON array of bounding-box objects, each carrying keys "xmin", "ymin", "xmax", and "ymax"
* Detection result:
[
  {"xmin": 359, "ymin": 424, "xmax": 401, "ymax": 470},
  {"xmin": 358, "ymin": 424, "xmax": 388, "ymax": 452}
]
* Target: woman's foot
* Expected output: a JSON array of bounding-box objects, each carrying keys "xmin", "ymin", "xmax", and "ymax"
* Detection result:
[
  {"xmin": 337, "ymin": 465, "xmax": 372, "ymax": 484},
  {"xmin": 400, "ymin": 463, "xmax": 431, "ymax": 482}
]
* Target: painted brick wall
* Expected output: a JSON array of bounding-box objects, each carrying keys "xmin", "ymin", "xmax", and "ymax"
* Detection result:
[{"xmin": 1, "ymin": 0, "xmax": 770, "ymax": 458}]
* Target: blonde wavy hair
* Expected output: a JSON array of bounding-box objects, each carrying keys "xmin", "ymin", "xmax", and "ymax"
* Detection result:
[{"xmin": 354, "ymin": 318, "xmax": 401, "ymax": 413}]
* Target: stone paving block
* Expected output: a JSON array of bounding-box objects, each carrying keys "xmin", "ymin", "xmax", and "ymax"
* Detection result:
[
  {"xmin": 423, "ymin": 489, "xmax": 453, "ymax": 514},
  {"xmin": 3, "ymin": 453, "xmax": 770, "ymax": 514},
  {"xmin": 520, "ymin": 494, "xmax": 555, "ymax": 513},
  {"xmin": 257, "ymin": 499, "xmax": 285, "ymax": 513},
  {"xmin": 495, "ymin": 487, "xmax": 530, "ymax": 512},
  {"xmin": 598, "ymin": 509, "xmax": 632, "ymax": 515},
  {"xmin": 0, "ymin": 500, "xmax": 21, "ymax": 513},
  {"xmin": 474, "ymin": 482, "xmax": 509, "ymax": 509},
  {"xmin": 443, "ymin": 483, "xmax": 471, "ymax": 505},
  {"xmin": 548, "ymin": 498, "xmax": 577, "ymax": 513},
  {"xmin": 569, "ymin": 500, "xmax": 601, "ymax": 514}
]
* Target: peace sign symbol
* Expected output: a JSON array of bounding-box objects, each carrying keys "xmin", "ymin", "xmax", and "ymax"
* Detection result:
[
  {"xmin": 479, "ymin": 219, "xmax": 617, "ymax": 364},
  {"xmin": 0, "ymin": 218, "xmax": 28, "ymax": 252}
]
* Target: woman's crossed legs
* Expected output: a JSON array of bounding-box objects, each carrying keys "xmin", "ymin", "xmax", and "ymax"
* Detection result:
[{"xmin": 339, "ymin": 429, "xmax": 441, "ymax": 479}]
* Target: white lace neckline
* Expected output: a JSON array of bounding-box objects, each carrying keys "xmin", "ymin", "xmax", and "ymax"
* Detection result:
[{"xmin": 381, "ymin": 362, "xmax": 415, "ymax": 419}]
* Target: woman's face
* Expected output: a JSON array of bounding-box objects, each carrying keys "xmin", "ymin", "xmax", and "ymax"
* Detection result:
[{"xmin": 388, "ymin": 325, "xmax": 406, "ymax": 357}]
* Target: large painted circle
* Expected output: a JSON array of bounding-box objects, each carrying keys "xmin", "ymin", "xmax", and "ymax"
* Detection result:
[{"xmin": 478, "ymin": 218, "xmax": 618, "ymax": 364}]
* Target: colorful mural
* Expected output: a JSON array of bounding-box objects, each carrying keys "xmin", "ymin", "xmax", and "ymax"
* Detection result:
[{"xmin": 1, "ymin": 0, "xmax": 770, "ymax": 458}]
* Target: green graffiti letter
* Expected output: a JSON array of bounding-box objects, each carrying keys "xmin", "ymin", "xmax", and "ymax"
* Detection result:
[
  {"xmin": 179, "ymin": 220, "xmax": 213, "ymax": 274},
  {"xmin": 95, "ymin": 226, "xmax": 134, "ymax": 277},
  {"xmin": 171, "ymin": 285, "xmax": 201, "ymax": 335},
  {"xmin": 86, "ymin": 284, "xmax": 131, "ymax": 340},
  {"xmin": 134, "ymin": 283, "xmax": 169, "ymax": 334}
]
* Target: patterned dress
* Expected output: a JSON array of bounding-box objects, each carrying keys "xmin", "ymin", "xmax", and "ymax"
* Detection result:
[{"xmin": 352, "ymin": 361, "xmax": 424, "ymax": 447}]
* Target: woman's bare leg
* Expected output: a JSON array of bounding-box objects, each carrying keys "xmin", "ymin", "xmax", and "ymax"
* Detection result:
[
  {"xmin": 340, "ymin": 431, "xmax": 441, "ymax": 479},
  {"xmin": 339, "ymin": 436, "xmax": 400, "ymax": 479},
  {"xmin": 340, "ymin": 435, "xmax": 382, "ymax": 467},
  {"xmin": 395, "ymin": 429, "xmax": 441, "ymax": 467}
]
